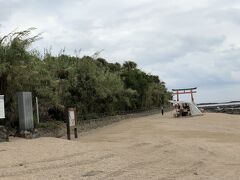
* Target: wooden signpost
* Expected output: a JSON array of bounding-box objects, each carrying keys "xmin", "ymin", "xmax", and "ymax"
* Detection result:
[{"xmin": 67, "ymin": 108, "xmax": 78, "ymax": 140}]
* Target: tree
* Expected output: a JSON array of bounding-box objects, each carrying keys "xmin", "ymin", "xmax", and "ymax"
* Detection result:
[
  {"xmin": 0, "ymin": 29, "xmax": 171, "ymax": 126},
  {"xmin": 0, "ymin": 28, "xmax": 40, "ymax": 125}
]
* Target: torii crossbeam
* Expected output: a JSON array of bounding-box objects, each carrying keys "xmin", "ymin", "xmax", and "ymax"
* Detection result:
[{"xmin": 172, "ymin": 87, "xmax": 197, "ymax": 103}]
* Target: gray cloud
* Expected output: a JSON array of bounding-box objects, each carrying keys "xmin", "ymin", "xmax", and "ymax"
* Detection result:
[{"xmin": 1, "ymin": 0, "xmax": 240, "ymax": 102}]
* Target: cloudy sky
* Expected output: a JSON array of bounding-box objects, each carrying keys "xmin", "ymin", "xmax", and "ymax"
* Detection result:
[{"xmin": 1, "ymin": 0, "xmax": 240, "ymax": 103}]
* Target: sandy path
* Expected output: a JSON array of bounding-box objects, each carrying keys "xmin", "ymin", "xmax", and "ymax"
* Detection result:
[{"xmin": 0, "ymin": 112, "xmax": 240, "ymax": 180}]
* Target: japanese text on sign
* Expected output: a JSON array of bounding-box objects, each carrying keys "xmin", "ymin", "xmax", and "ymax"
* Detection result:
[{"xmin": 68, "ymin": 110, "xmax": 75, "ymax": 127}]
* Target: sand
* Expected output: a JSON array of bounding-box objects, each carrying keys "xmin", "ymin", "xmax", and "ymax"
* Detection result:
[{"xmin": 0, "ymin": 112, "xmax": 240, "ymax": 180}]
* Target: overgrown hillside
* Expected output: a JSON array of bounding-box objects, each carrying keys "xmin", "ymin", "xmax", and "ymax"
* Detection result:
[{"xmin": 0, "ymin": 29, "xmax": 171, "ymax": 127}]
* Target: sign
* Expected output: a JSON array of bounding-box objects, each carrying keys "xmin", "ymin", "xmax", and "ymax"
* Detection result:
[
  {"xmin": 68, "ymin": 110, "xmax": 76, "ymax": 127},
  {"xmin": 67, "ymin": 108, "xmax": 78, "ymax": 140},
  {"xmin": 0, "ymin": 95, "xmax": 5, "ymax": 119}
]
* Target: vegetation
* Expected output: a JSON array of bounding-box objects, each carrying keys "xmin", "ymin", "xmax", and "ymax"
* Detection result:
[{"xmin": 0, "ymin": 29, "xmax": 171, "ymax": 127}]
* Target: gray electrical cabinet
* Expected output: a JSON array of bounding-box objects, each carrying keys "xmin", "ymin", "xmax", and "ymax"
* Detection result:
[{"xmin": 17, "ymin": 92, "xmax": 34, "ymax": 130}]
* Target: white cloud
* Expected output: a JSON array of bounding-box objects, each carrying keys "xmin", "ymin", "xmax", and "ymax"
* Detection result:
[{"xmin": 1, "ymin": 0, "xmax": 240, "ymax": 102}]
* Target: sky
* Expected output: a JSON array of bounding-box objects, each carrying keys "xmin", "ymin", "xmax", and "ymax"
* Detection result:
[{"xmin": 1, "ymin": 0, "xmax": 240, "ymax": 103}]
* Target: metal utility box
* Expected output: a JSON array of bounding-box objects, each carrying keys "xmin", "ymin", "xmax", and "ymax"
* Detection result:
[{"xmin": 17, "ymin": 92, "xmax": 34, "ymax": 130}]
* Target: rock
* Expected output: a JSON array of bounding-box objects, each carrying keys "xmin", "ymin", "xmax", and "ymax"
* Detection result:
[
  {"xmin": 8, "ymin": 128, "xmax": 17, "ymax": 137},
  {"xmin": 0, "ymin": 126, "xmax": 9, "ymax": 142},
  {"xmin": 18, "ymin": 163, "xmax": 24, "ymax": 166},
  {"xmin": 32, "ymin": 131, "xmax": 40, "ymax": 139},
  {"xmin": 19, "ymin": 129, "xmax": 40, "ymax": 139},
  {"xmin": 24, "ymin": 130, "xmax": 30, "ymax": 135}
]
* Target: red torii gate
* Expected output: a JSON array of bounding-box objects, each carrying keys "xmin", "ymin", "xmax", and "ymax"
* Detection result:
[{"xmin": 172, "ymin": 87, "xmax": 197, "ymax": 103}]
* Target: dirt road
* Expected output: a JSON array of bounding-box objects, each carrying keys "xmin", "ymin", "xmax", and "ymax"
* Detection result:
[{"xmin": 0, "ymin": 112, "xmax": 240, "ymax": 180}]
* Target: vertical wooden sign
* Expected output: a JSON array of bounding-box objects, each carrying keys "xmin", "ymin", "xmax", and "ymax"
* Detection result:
[{"xmin": 67, "ymin": 108, "xmax": 78, "ymax": 140}]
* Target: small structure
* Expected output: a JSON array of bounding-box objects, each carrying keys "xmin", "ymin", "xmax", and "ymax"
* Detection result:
[
  {"xmin": 170, "ymin": 87, "xmax": 202, "ymax": 117},
  {"xmin": 170, "ymin": 100, "xmax": 203, "ymax": 117},
  {"xmin": 17, "ymin": 92, "xmax": 34, "ymax": 131},
  {"xmin": 172, "ymin": 87, "xmax": 197, "ymax": 103}
]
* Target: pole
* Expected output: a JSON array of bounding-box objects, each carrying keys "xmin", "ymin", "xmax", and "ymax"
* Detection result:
[
  {"xmin": 190, "ymin": 90, "xmax": 194, "ymax": 103},
  {"xmin": 67, "ymin": 119, "xmax": 71, "ymax": 140},
  {"xmin": 74, "ymin": 109, "xmax": 78, "ymax": 138},
  {"xmin": 177, "ymin": 91, "xmax": 179, "ymax": 101},
  {"xmin": 36, "ymin": 97, "xmax": 40, "ymax": 124},
  {"xmin": 74, "ymin": 127, "xmax": 78, "ymax": 138}
]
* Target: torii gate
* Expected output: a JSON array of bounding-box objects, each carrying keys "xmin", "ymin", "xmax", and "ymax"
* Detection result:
[{"xmin": 172, "ymin": 87, "xmax": 197, "ymax": 103}]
